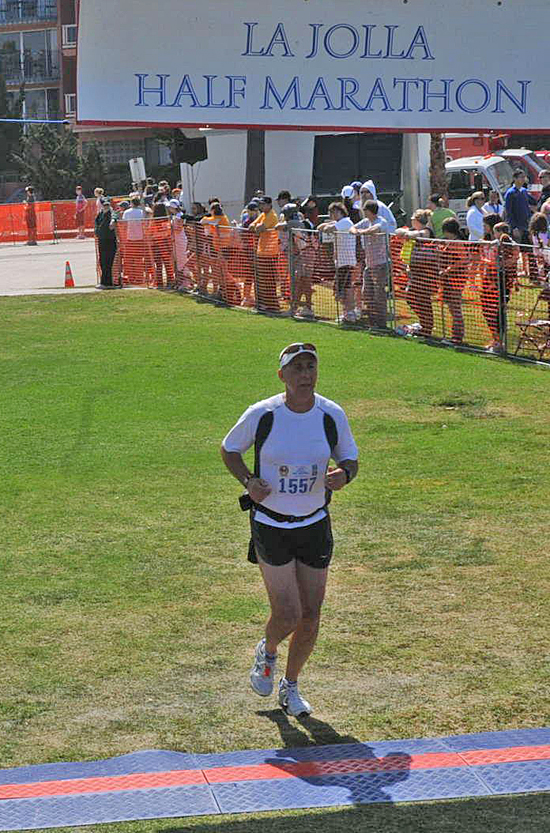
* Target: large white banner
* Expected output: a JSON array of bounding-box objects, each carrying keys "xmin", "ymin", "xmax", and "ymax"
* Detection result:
[{"xmin": 77, "ymin": 0, "xmax": 550, "ymax": 131}]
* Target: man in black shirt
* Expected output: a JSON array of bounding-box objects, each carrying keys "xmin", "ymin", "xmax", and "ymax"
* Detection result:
[{"xmin": 94, "ymin": 198, "xmax": 118, "ymax": 289}]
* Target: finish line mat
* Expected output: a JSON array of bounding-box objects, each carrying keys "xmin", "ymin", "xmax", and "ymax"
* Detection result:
[{"xmin": 2, "ymin": 727, "xmax": 550, "ymax": 830}]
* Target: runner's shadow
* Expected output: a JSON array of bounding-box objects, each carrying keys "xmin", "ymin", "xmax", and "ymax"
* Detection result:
[{"xmin": 256, "ymin": 709, "xmax": 411, "ymax": 806}]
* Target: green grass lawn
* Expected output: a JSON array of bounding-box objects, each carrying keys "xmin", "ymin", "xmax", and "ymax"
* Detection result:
[{"xmin": 1, "ymin": 290, "xmax": 550, "ymax": 832}]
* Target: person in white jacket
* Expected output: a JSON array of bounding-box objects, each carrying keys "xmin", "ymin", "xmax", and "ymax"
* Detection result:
[
  {"xmin": 466, "ymin": 192, "xmax": 486, "ymax": 241},
  {"xmin": 359, "ymin": 180, "xmax": 397, "ymax": 234}
]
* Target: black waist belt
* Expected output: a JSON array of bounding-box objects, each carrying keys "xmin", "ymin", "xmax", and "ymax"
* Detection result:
[{"xmin": 253, "ymin": 503, "xmax": 326, "ymax": 524}]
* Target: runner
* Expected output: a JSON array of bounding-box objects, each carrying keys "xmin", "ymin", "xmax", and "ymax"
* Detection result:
[{"xmin": 221, "ymin": 343, "xmax": 359, "ymax": 716}]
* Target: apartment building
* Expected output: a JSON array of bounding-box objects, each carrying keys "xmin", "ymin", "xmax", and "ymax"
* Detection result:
[
  {"xmin": 0, "ymin": 0, "xmax": 169, "ymax": 173},
  {"xmin": 0, "ymin": 0, "xmax": 76, "ymax": 121}
]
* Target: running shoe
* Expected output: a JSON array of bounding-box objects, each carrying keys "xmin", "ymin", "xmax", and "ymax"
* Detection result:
[
  {"xmin": 250, "ymin": 638, "xmax": 276, "ymax": 697},
  {"xmin": 278, "ymin": 678, "xmax": 312, "ymax": 717}
]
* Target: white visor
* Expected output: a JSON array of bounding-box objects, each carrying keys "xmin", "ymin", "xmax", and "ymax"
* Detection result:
[{"xmin": 279, "ymin": 343, "xmax": 318, "ymax": 369}]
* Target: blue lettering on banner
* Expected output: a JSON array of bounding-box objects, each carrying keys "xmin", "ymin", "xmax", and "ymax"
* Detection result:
[
  {"xmin": 261, "ymin": 76, "xmax": 302, "ymax": 110},
  {"xmin": 134, "ymin": 73, "xmax": 532, "ymax": 117},
  {"xmin": 455, "ymin": 79, "xmax": 491, "ymax": 113},
  {"xmin": 323, "ymin": 24, "xmax": 360, "ymax": 59},
  {"xmin": 242, "ymin": 21, "xmax": 294, "ymax": 56},
  {"xmin": 135, "ymin": 74, "xmax": 170, "ymax": 106},
  {"xmin": 492, "ymin": 80, "xmax": 530, "ymax": 114}
]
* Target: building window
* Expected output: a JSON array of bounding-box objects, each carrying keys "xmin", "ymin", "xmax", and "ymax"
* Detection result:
[
  {"xmin": 23, "ymin": 87, "xmax": 59, "ymax": 120},
  {"xmin": 65, "ymin": 92, "xmax": 76, "ymax": 115},
  {"xmin": 0, "ymin": 28, "xmax": 59, "ymax": 83},
  {"xmin": 62, "ymin": 24, "xmax": 77, "ymax": 47},
  {"xmin": 82, "ymin": 139, "xmax": 147, "ymax": 165},
  {"xmin": 0, "ymin": 1, "xmax": 57, "ymax": 25}
]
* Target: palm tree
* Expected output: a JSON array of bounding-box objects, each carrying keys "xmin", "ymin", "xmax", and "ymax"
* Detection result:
[{"xmin": 429, "ymin": 132, "xmax": 448, "ymax": 198}]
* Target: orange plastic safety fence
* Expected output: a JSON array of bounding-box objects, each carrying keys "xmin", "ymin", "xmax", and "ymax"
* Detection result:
[
  {"xmin": 0, "ymin": 200, "xmax": 54, "ymax": 244},
  {"xmin": 391, "ymin": 235, "xmax": 510, "ymax": 350},
  {"xmin": 100, "ymin": 215, "xmax": 550, "ymax": 365}
]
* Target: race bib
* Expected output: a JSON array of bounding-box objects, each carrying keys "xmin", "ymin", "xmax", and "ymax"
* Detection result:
[{"xmin": 278, "ymin": 464, "xmax": 319, "ymax": 495}]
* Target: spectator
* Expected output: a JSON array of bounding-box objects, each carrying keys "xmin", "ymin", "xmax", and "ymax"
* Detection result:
[
  {"xmin": 239, "ymin": 202, "xmax": 261, "ymax": 307},
  {"xmin": 201, "ymin": 202, "xmax": 233, "ymax": 300},
  {"xmin": 75, "ymin": 185, "xmax": 88, "ymax": 239},
  {"xmin": 359, "ymin": 180, "xmax": 397, "ymax": 233},
  {"xmin": 351, "ymin": 199, "xmax": 391, "ymax": 328},
  {"xmin": 482, "ymin": 190, "xmax": 504, "ymax": 218},
  {"xmin": 350, "ymin": 181, "xmax": 363, "ymax": 210},
  {"xmin": 94, "ymin": 197, "xmax": 117, "ymax": 289},
  {"xmin": 151, "ymin": 202, "xmax": 175, "ymax": 288},
  {"xmin": 538, "ymin": 171, "xmax": 550, "ymax": 211},
  {"xmin": 483, "ymin": 213, "xmax": 500, "ymax": 240},
  {"xmin": 24, "ymin": 185, "xmax": 37, "ymax": 246},
  {"xmin": 168, "ymin": 198, "xmax": 190, "ymax": 282},
  {"xmin": 439, "ymin": 217, "xmax": 468, "ymax": 345},
  {"xmin": 318, "ymin": 202, "xmax": 356, "ymax": 323},
  {"xmin": 249, "ymin": 196, "xmax": 281, "ymax": 313},
  {"xmin": 277, "ymin": 190, "xmax": 292, "ymax": 217},
  {"xmin": 396, "ymin": 209, "xmax": 435, "ymax": 337},
  {"xmin": 529, "ymin": 212, "xmax": 550, "ymax": 283},
  {"xmin": 276, "ymin": 203, "xmax": 313, "ymax": 317},
  {"xmin": 240, "ymin": 197, "xmax": 262, "ymax": 226},
  {"xmin": 300, "ymin": 196, "xmax": 320, "ymax": 229},
  {"xmin": 504, "ymin": 169, "xmax": 536, "ymax": 244},
  {"xmin": 143, "ymin": 184, "xmax": 157, "ymax": 208},
  {"xmin": 122, "ymin": 196, "xmax": 147, "ymax": 283},
  {"xmin": 427, "ymin": 194, "xmax": 457, "ymax": 238},
  {"xmin": 94, "ymin": 187, "xmax": 105, "ymax": 215},
  {"xmin": 481, "ymin": 219, "xmax": 519, "ymax": 354},
  {"xmin": 341, "ymin": 186, "xmax": 361, "ymax": 224},
  {"xmin": 158, "ymin": 180, "xmax": 171, "ymax": 201},
  {"xmin": 466, "ymin": 191, "xmax": 485, "ymax": 241}
]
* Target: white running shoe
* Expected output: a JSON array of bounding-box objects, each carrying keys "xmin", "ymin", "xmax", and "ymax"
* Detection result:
[
  {"xmin": 250, "ymin": 638, "xmax": 276, "ymax": 697},
  {"xmin": 278, "ymin": 678, "xmax": 312, "ymax": 717}
]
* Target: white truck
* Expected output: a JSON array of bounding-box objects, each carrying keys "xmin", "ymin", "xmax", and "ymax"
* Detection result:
[{"xmin": 445, "ymin": 155, "xmax": 515, "ymax": 225}]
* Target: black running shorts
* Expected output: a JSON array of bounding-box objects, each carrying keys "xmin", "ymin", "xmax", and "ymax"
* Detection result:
[{"xmin": 251, "ymin": 515, "xmax": 333, "ymax": 569}]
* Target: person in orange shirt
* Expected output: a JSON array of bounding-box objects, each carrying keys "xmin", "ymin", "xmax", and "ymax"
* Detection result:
[
  {"xmin": 250, "ymin": 196, "xmax": 281, "ymax": 313},
  {"xmin": 200, "ymin": 202, "xmax": 232, "ymax": 298},
  {"xmin": 439, "ymin": 218, "xmax": 469, "ymax": 345}
]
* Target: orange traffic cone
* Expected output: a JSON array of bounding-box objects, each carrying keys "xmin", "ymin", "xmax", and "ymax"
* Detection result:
[{"xmin": 64, "ymin": 261, "xmax": 75, "ymax": 288}]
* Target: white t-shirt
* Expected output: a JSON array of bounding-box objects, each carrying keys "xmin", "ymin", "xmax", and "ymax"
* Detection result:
[
  {"xmin": 333, "ymin": 217, "xmax": 356, "ymax": 268},
  {"xmin": 223, "ymin": 392, "xmax": 358, "ymax": 529},
  {"xmin": 122, "ymin": 207, "xmax": 145, "ymax": 240}
]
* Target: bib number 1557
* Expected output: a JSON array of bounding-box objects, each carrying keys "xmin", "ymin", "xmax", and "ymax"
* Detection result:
[{"xmin": 279, "ymin": 476, "xmax": 317, "ymax": 494}]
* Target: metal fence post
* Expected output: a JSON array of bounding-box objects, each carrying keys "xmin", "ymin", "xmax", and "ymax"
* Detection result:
[
  {"xmin": 497, "ymin": 242, "xmax": 508, "ymax": 355},
  {"xmin": 288, "ymin": 228, "xmax": 296, "ymax": 314},
  {"xmin": 385, "ymin": 233, "xmax": 395, "ymax": 331}
]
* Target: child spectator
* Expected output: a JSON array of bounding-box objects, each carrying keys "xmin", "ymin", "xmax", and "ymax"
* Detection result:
[
  {"xmin": 439, "ymin": 217, "xmax": 468, "ymax": 345},
  {"xmin": 529, "ymin": 212, "xmax": 550, "ymax": 282},
  {"xmin": 396, "ymin": 209, "xmax": 435, "ymax": 336},
  {"xmin": 318, "ymin": 202, "xmax": 357, "ymax": 323},
  {"xmin": 351, "ymin": 200, "xmax": 391, "ymax": 328}
]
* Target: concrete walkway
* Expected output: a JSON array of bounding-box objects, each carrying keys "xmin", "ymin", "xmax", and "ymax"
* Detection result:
[{"xmin": 0, "ymin": 238, "xmax": 100, "ymax": 295}]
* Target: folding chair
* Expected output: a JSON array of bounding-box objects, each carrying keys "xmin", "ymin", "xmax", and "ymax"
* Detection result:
[{"xmin": 514, "ymin": 285, "xmax": 550, "ymax": 359}]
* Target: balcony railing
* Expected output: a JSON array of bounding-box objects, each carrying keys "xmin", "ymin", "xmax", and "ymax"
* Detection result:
[
  {"xmin": 0, "ymin": 1, "xmax": 57, "ymax": 24},
  {"xmin": 0, "ymin": 48, "xmax": 60, "ymax": 83}
]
